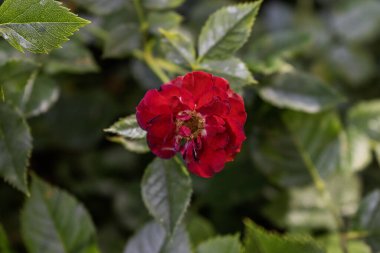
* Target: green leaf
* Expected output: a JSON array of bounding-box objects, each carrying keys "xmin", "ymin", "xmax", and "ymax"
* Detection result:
[
  {"xmin": 199, "ymin": 57, "xmax": 256, "ymax": 91},
  {"xmin": 0, "ymin": 103, "xmax": 31, "ymax": 194},
  {"xmin": 21, "ymin": 74, "xmax": 60, "ymax": 118},
  {"xmin": 198, "ymin": 2, "xmax": 262, "ymax": 61},
  {"xmin": 319, "ymin": 234, "xmax": 371, "ymax": 253},
  {"xmin": 196, "ymin": 235, "xmax": 241, "ymax": 253},
  {"xmin": 243, "ymin": 219, "xmax": 324, "ymax": 253},
  {"xmin": 348, "ymin": 100, "xmax": 380, "ymax": 141},
  {"xmin": 264, "ymin": 174, "xmax": 361, "ymax": 231},
  {"xmin": 346, "ymin": 127, "xmax": 372, "ymax": 172},
  {"xmin": 283, "ymin": 111, "xmax": 345, "ymax": 178},
  {"xmin": 0, "ymin": 0, "xmax": 90, "ymax": 53},
  {"xmin": 148, "ymin": 12, "xmax": 182, "ymax": 35},
  {"xmin": 43, "ymin": 40, "xmax": 99, "ymax": 74},
  {"xmin": 0, "ymin": 62, "xmax": 60, "ymax": 117},
  {"xmin": 104, "ymin": 114, "xmax": 149, "ymax": 154},
  {"xmin": 141, "ymin": 158, "xmax": 192, "ymax": 235},
  {"xmin": 21, "ymin": 175, "xmax": 100, "ymax": 253},
  {"xmin": 124, "ymin": 222, "xmax": 166, "ymax": 253},
  {"xmin": 330, "ymin": 0, "xmax": 380, "ymax": 44},
  {"xmin": 375, "ymin": 143, "xmax": 380, "ymax": 166},
  {"xmin": 244, "ymin": 30, "xmax": 310, "ymax": 75},
  {"xmin": 123, "ymin": 221, "xmax": 191, "ymax": 253},
  {"xmin": 352, "ymin": 190, "xmax": 380, "ymax": 252},
  {"xmin": 103, "ymin": 24, "xmax": 141, "ymax": 58},
  {"xmin": 0, "ymin": 224, "xmax": 11, "ymax": 253},
  {"xmin": 251, "ymin": 112, "xmax": 346, "ymax": 187},
  {"xmin": 160, "ymin": 29, "xmax": 196, "ymax": 67},
  {"xmin": 259, "ymin": 71, "xmax": 345, "ymax": 113},
  {"xmin": 187, "ymin": 215, "xmax": 215, "ymax": 247},
  {"xmin": 142, "ymin": 0, "xmax": 185, "ymax": 10}
]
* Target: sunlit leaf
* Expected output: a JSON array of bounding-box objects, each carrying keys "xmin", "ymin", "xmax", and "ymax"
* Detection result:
[
  {"xmin": 196, "ymin": 235, "xmax": 241, "ymax": 253},
  {"xmin": 244, "ymin": 219, "xmax": 324, "ymax": 253},
  {"xmin": 0, "ymin": 0, "xmax": 90, "ymax": 53},
  {"xmin": 142, "ymin": 0, "xmax": 185, "ymax": 10},
  {"xmin": 198, "ymin": 2, "xmax": 262, "ymax": 61}
]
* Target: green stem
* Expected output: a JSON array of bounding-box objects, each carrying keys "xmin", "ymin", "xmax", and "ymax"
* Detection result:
[
  {"xmin": 143, "ymin": 41, "xmax": 170, "ymax": 83},
  {"xmin": 133, "ymin": 0, "xmax": 148, "ymax": 36}
]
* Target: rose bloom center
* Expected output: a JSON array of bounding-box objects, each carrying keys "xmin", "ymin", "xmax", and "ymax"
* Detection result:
[{"xmin": 176, "ymin": 110, "xmax": 205, "ymax": 140}]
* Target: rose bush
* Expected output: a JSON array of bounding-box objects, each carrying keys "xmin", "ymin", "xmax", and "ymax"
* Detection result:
[{"xmin": 136, "ymin": 71, "xmax": 246, "ymax": 177}]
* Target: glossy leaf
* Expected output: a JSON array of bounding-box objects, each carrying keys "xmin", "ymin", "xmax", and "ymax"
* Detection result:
[
  {"xmin": 141, "ymin": 158, "xmax": 192, "ymax": 235},
  {"xmin": 124, "ymin": 221, "xmax": 191, "ymax": 253},
  {"xmin": 0, "ymin": 0, "xmax": 90, "ymax": 53},
  {"xmin": 124, "ymin": 222, "xmax": 166, "ymax": 253},
  {"xmin": 142, "ymin": 0, "xmax": 185, "ymax": 10},
  {"xmin": 103, "ymin": 24, "xmax": 141, "ymax": 58},
  {"xmin": 21, "ymin": 74, "xmax": 60, "ymax": 118},
  {"xmin": 199, "ymin": 57, "xmax": 256, "ymax": 91},
  {"xmin": 198, "ymin": 2, "xmax": 262, "ymax": 61},
  {"xmin": 348, "ymin": 100, "xmax": 380, "ymax": 141},
  {"xmin": 0, "ymin": 103, "xmax": 31, "ymax": 194},
  {"xmin": 160, "ymin": 29, "xmax": 196, "ymax": 67},
  {"xmin": 43, "ymin": 41, "xmax": 99, "ymax": 74},
  {"xmin": 346, "ymin": 127, "xmax": 372, "ymax": 172},
  {"xmin": 196, "ymin": 235, "xmax": 241, "ymax": 253},
  {"xmin": 352, "ymin": 190, "xmax": 380, "ymax": 252},
  {"xmin": 105, "ymin": 114, "xmax": 149, "ymax": 153},
  {"xmin": 21, "ymin": 175, "xmax": 100, "ymax": 253},
  {"xmin": 148, "ymin": 12, "xmax": 182, "ymax": 35},
  {"xmin": 259, "ymin": 71, "xmax": 345, "ymax": 113},
  {"xmin": 244, "ymin": 219, "xmax": 324, "ymax": 253}
]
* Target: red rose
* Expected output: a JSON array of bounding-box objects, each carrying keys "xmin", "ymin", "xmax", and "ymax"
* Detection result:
[{"xmin": 136, "ymin": 71, "xmax": 247, "ymax": 178}]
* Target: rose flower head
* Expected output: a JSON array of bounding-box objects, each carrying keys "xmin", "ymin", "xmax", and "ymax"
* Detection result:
[{"xmin": 136, "ymin": 71, "xmax": 247, "ymax": 178}]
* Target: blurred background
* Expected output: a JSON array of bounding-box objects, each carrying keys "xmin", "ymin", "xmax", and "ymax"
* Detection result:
[{"xmin": 1, "ymin": 0, "xmax": 380, "ymax": 252}]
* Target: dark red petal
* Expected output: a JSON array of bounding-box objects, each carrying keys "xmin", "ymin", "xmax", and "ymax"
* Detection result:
[
  {"xmin": 225, "ymin": 118, "xmax": 246, "ymax": 159},
  {"xmin": 228, "ymin": 93, "xmax": 247, "ymax": 125},
  {"xmin": 136, "ymin": 89, "xmax": 172, "ymax": 130},
  {"xmin": 146, "ymin": 114, "xmax": 177, "ymax": 159},
  {"xmin": 198, "ymin": 98, "xmax": 230, "ymax": 117},
  {"xmin": 205, "ymin": 115, "xmax": 226, "ymax": 135},
  {"xmin": 182, "ymin": 71, "xmax": 213, "ymax": 105}
]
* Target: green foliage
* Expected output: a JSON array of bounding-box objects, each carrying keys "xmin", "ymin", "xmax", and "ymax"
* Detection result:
[
  {"xmin": 21, "ymin": 175, "xmax": 100, "ymax": 253},
  {"xmin": 103, "ymin": 24, "xmax": 141, "ymax": 58},
  {"xmin": 259, "ymin": 71, "xmax": 345, "ymax": 113},
  {"xmin": 352, "ymin": 190, "xmax": 380, "ymax": 252},
  {"xmin": 349, "ymin": 100, "xmax": 380, "ymax": 141},
  {"xmin": 142, "ymin": 0, "xmax": 185, "ymax": 10},
  {"xmin": 243, "ymin": 220, "xmax": 324, "ymax": 253},
  {"xmin": 196, "ymin": 235, "xmax": 241, "ymax": 253},
  {"xmin": 0, "ymin": 103, "xmax": 31, "ymax": 194},
  {"xmin": 141, "ymin": 158, "xmax": 192, "ymax": 235},
  {"xmin": 0, "ymin": 224, "xmax": 11, "ymax": 253},
  {"xmin": 199, "ymin": 58, "xmax": 255, "ymax": 90},
  {"xmin": 105, "ymin": 114, "xmax": 149, "ymax": 153},
  {"xmin": 198, "ymin": 2, "xmax": 261, "ymax": 61},
  {"xmin": 160, "ymin": 29, "xmax": 196, "ymax": 67},
  {"xmin": 187, "ymin": 215, "xmax": 216, "ymax": 247},
  {"xmin": 123, "ymin": 221, "xmax": 191, "ymax": 253},
  {"xmin": 0, "ymin": 0, "xmax": 90, "ymax": 53}
]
